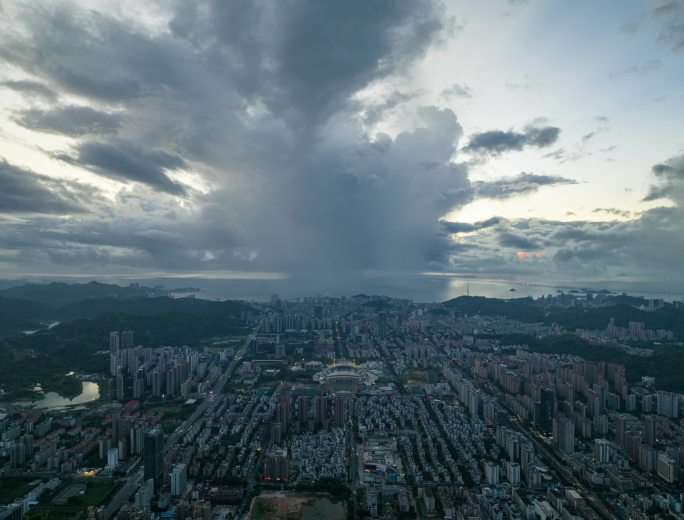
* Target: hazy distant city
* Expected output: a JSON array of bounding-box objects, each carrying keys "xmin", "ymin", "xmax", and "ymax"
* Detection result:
[
  {"xmin": 1, "ymin": 1, "xmax": 684, "ymax": 519},
  {"xmin": 1, "ymin": 281, "xmax": 684, "ymax": 520}
]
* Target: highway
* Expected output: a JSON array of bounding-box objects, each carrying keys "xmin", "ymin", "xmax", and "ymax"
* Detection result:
[
  {"xmin": 487, "ymin": 387, "xmax": 618, "ymax": 520},
  {"xmin": 435, "ymin": 336, "xmax": 620, "ymax": 520},
  {"xmin": 165, "ymin": 326, "xmax": 259, "ymax": 452},
  {"xmin": 103, "ymin": 469, "xmax": 142, "ymax": 519},
  {"xmin": 104, "ymin": 326, "xmax": 258, "ymax": 519}
]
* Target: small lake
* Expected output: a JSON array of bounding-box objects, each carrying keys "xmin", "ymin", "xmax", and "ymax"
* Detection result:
[
  {"xmin": 22, "ymin": 321, "xmax": 62, "ymax": 335},
  {"xmin": 15, "ymin": 381, "xmax": 100, "ymax": 410}
]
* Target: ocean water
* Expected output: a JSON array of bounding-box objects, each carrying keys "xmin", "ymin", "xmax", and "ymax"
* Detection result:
[
  {"xmin": 5, "ymin": 272, "xmax": 681, "ymax": 303},
  {"xmin": 14, "ymin": 381, "xmax": 100, "ymax": 410},
  {"xmin": 139, "ymin": 274, "xmax": 684, "ymax": 303}
]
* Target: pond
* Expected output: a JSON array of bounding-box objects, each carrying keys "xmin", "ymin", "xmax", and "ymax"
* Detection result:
[{"xmin": 15, "ymin": 381, "xmax": 100, "ymax": 410}]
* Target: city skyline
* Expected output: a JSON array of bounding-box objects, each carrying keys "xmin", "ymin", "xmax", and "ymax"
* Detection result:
[
  {"xmin": 2, "ymin": 288, "xmax": 684, "ymax": 519},
  {"xmin": 0, "ymin": 1, "xmax": 683, "ymax": 292}
]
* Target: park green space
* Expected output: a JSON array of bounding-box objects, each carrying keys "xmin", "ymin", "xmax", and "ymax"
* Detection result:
[{"xmin": 26, "ymin": 479, "xmax": 117, "ymax": 520}]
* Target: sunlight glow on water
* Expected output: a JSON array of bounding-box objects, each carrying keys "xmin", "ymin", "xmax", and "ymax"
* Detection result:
[{"xmin": 15, "ymin": 381, "xmax": 100, "ymax": 410}]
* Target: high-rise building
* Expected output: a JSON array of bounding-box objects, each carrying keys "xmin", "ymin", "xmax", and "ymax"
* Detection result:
[
  {"xmin": 270, "ymin": 422, "xmax": 282, "ymax": 446},
  {"xmin": 121, "ymin": 330, "xmax": 135, "ymax": 349},
  {"xmin": 656, "ymin": 452, "xmax": 677, "ymax": 483},
  {"xmin": 534, "ymin": 387, "xmax": 554, "ymax": 434},
  {"xmin": 144, "ymin": 428, "xmax": 164, "ymax": 492},
  {"xmin": 644, "ymin": 415, "xmax": 657, "ymax": 446},
  {"xmin": 130, "ymin": 424, "xmax": 146, "ymax": 455},
  {"xmin": 297, "ymin": 396, "xmax": 309, "ymax": 428},
  {"xmin": 22, "ymin": 434, "xmax": 33, "ymax": 457},
  {"xmin": 657, "ymin": 391, "xmax": 679, "ymax": 418},
  {"xmin": 555, "ymin": 415, "xmax": 575, "ymax": 454},
  {"xmin": 315, "ymin": 395, "xmax": 327, "ymax": 427},
  {"xmin": 334, "ymin": 395, "xmax": 348, "ymax": 427},
  {"xmin": 110, "ymin": 331, "xmax": 120, "ymax": 353},
  {"xmin": 505, "ymin": 462, "xmax": 521, "ymax": 486},
  {"xmin": 99, "ymin": 439, "xmax": 111, "ymax": 459},
  {"xmin": 485, "ymin": 462, "xmax": 500, "ymax": 485},
  {"xmin": 116, "ymin": 373, "xmax": 126, "ymax": 402},
  {"xmin": 110, "ymin": 331, "xmax": 120, "ymax": 376},
  {"xmin": 594, "ymin": 438, "xmax": 612, "ymax": 463},
  {"xmin": 133, "ymin": 372, "xmax": 145, "ymax": 399},
  {"xmin": 377, "ymin": 312, "xmax": 387, "ymax": 339},
  {"xmin": 264, "ymin": 448, "xmax": 288, "ymax": 481},
  {"xmin": 642, "ymin": 394, "xmax": 655, "ymax": 413},
  {"xmin": 8, "ymin": 442, "xmax": 21, "ymax": 468},
  {"xmin": 118, "ymin": 439, "xmax": 128, "ymax": 460},
  {"xmin": 152, "ymin": 370, "xmax": 163, "ymax": 397},
  {"xmin": 276, "ymin": 396, "xmax": 290, "ymax": 432},
  {"xmin": 170, "ymin": 464, "xmax": 187, "ymax": 497},
  {"xmin": 615, "ymin": 416, "xmax": 626, "ymax": 448},
  {"xmin": 107, "ymin": 447, "xmax": 119, "ymax": 468},
  {"xmin": 639, "ymin": 444, "xmax": 657, "ymax": 473},
  {"xmin": 165, "ymin": 368, "xmax": 178, "ymax": 397},
  {"xmin": 625, "ymin": 393, "xmax": 637, "ymax": 411}
]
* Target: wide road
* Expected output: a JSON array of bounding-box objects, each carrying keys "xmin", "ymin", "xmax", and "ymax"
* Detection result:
[
  {"xmin": 164, "ymin": 325, "xmax": 259, "ymax": 451},
  {"xmin": 487, "ymin": 387, "xmax": 618, "ymax": 520},
  {"xmin": 105, "ymin": 326, "xmax": 259, "ymax": 519},
  {"xmin": 434, "ymin": 339, "xmax": 618, "ymax": 520},
  {"xmin": 103, "ymin": 469, "xmax": 142, "ymax": 519}
]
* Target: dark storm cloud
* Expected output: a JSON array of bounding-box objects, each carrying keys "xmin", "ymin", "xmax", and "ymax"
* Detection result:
[
  {"xmin": 0, "ymin": 1, "xmax": 470, "ymax": 285},
  {"xmin": 553, "ymin": 249, "xmax": 574, "ymax": 262},
  {"xmin": 642, "ymin": 154, "xmax": 684, "ymax": 201},
  {"xmin": 609, "ymin": 59, "xmax": 662, "ymax": 79},
  {"xmin": 440, "ymin": 216, "xmax": 503, "ymax": 234},
  {"xmin": 593, "ymin": 208, "xmax": 633, "ymax": 218},
  {"xmin": 473, "ymin": 173, "xmax": 576, "ymax": 199},
  {"xmin": 652, "ymin": 1, "xmax": 684, "ymax": 52},
  {"xmin": 259, "ymin": 106, "xmax": 471, "ymax": 277},
  {"xmin": 441, "ymin": 82, "xmax": 473, "ymax": 99},
  {"xmin": 465, "ymin": 125, "xmax": 560, "ymax": 156},
  {"xmin": 0, "ymin": 80, "xmax": 57, "ymax": 101},
  {"xmin": 581, "ymin": 132, "xmax": 595, "ymax": 144},
  {"xmin": 0, "ymin": 4, "xmax": 199, "ymax": 102},
  {"xmin": 642, "ymin": 186, "xmax": 669, "ymax": 201},
  {"xmin": 16, "ymin": 106, "xmax": 121, "ymax": 136},
  {"xmin": 543, "ymin": 148, "xmax": 583, "ymax": 163},
  {"xmin": 1, "ymin": 106, "xmax": 469, "ymax": 280},
  {"xmin": 169, "ymin": 0, "xmax": 448, "ymax": 126},
  {"xmin": 0, "ymin": 159, "xmax": 86, "ymax": 214},
  {"xmin": 409, "ymin": 149, "xmax": 684, "ymax": 279},
  {"xmin": 58, "ymin": 141, "xmax": 187, "ymax": 196},
  {"xmin": 497, "ymin": 231, "xmax": 543, "ymax": 251},
  {"xmin": 362, "ymin": 90, "xmax": 421, "ymax": 126}
]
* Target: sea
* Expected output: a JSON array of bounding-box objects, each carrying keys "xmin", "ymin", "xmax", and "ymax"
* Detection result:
[{"xmin": 140, "ymin": 274, "xmax": 684, "ymax": 303}]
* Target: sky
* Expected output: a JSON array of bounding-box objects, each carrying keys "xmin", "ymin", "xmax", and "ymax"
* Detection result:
[{"xmin": 0, "ymin": 0, "xmax": 683, "ymax": 296}]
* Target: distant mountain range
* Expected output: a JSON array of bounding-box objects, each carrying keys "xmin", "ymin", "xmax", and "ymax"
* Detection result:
[
  {"xmin": 441, "ymin": 296, "xmax": 684, "ymax": 392},
  {"xmin": 0, "ymin": 281, "xmax": 253, "ymax": 337},
  {"xmin": 0, "ymin": 281, "xmax": 255, "ymax": 396},
  {"xmin": 442, "ymin": 295, "xmax": 684, "ymax": 339},
  {"xmin": 0, "ymin": 280, "xmax": 167, "ymax": 306}
]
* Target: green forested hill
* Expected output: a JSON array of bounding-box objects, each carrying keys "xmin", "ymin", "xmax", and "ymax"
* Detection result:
[
  {"xmin": 0, "ymin": 281, "xmax": 165, "ymax": 306},
  {"xmin": 55, "ymin": 296, "xmax": 251, "ymax": 321},
  {"xmin": 490, "ymin": 333, "xmax": 684, "ymax": 393},
  {"xmin": 443, "ymin": 296, "xmax": 684, "ymax": 338},
  {"xmin": 0, "ymin": 297, "xmax": 53, "ymax": 334},
  {"xmin": 0, "ymin": 311, "xmax": 250, "ymax": 396},
  {"xmin": 0, "ymin": 282, "xmax": 253, "ymax": 337},
  {"xmin": 0, "ymin": 282, "xmax": 254, "ymax": 396}
]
